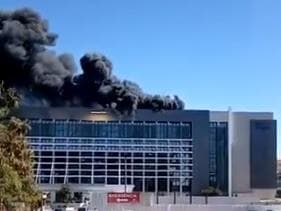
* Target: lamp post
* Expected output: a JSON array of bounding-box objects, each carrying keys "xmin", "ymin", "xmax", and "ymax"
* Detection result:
[
  {"xmin": 172, "ymin": 179, "xmax": 180, "ymax": 204},
  {"xmin": 156, "ymin": 191, "xmax": 159, "ymax": 204},
  {"xmin": 189, "ymin": 179, "xmax": 193, "ymax": 204}
]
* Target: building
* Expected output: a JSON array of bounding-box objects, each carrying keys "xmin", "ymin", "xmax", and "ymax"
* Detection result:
[
  {"xmin": 211, "ymin": 111, "xmax": 276, "ymax": 198},
  {"xmin": 13, "ymin": 107, "xmax": 277, "ymax": 207},
  {"xmin": 277, "ymin": 160, "xmax": 281, "ymax": 187}
]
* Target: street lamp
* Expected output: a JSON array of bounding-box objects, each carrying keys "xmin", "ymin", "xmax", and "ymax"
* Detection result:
[
  {"xmin": 172, "ymin": 179, "xmax": 180, "ymax": 204},
  {"xmin": 189, "ymin": 179, "xmax": 193, "ymax": 204}
]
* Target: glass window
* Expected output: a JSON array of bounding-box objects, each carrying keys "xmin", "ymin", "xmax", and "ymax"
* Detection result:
[
  {"xmin": 107, "ymin": 177, "xmax": 118, "ymax": 184},
  {"xmin": 69, "ymin": 139, "xmax": 80, "ymax": 144},
  {"xmin": 81, "ymin": 158, "xmax": 92, "ymax": 163},
  {"xmin": 40, "ymin": 164, "xmax": 51, "ymax": 169},
  {"xmin": 81, "ymin": 171, "xmax": 91, "ymax": 176},
  {"xmin": 133, "ymin": 171, "xmax": 143, "ymax": 176},
  {"xmin": 81, "ymin": 165, "xmax": 91, "ymax": 170},
  {"xmin": 55, "ymin": 164, "xmax": 66, "ymax": 169},
  {"xmin": 182, "ymin": 122, "xmax": 192, "ymax": 139},
  {"xmin": 29, "ymin": 120, "xmax": 41, "ymax": 136},
  {"xmin": 41, "ymin": 120, "xmax": 54, "ymax": 136},
  {"xmin": 133, "ymin": 178, "xmax": 143, "ymax": 192},
  {"xmin": 68, "ymin": 170, "xmax": 79, "ymax": 175},
  {"xmin": 55, "ymin": 151, "xmax": 66, "ymax": 156},
  {"xmin": 55, "ymin": 138, "xmax": 67, "ymax": 144},
  {"xmin": 54, "ymin": 177, "xmax": 64, "ymax": 184},
  {"xmin": 94, "ymin": 171, "xmax": 105, "ymax": 176},
  {"xmin": 94, "ymin": 177, "xmax": 105, "ymax": 184},
  {"xmin": 41, "ymin": 157, "xmax": 52, "ymax": 163},
  {"xmin": 209, "ymin": 122, "xmax": 228, "ymax": 194},
  {"xmin": 81, "ymin": 177, "xmax": 91, "ymax": 184},
  {"xmin": 40, "ymin": 170, "xmax": 51, "ymax": 176},
  {"xmin": 54, "ymin": 145, "xmax": 66, "ymax": 150},
  {"xmin": 55, "ymin": 158, "xmax": 66, "ymax": 163},
  {"xmin": 145, "ymin": 178, "xmax": 155, "ymax": 192},
  {"xmin": 158, "ymin": 178, "xmax": 167, "ymax": 192},
  {"xmin": 69, "ymin": 151, "xmax": 79, "ymax": 157},
  {"xmin": 68, "ymin": 120, "xmax": 79, "ymax": 137},
  {"xmin": 68, "ymin": 177, "xmax": 79, "ymax": 184},
  {"xmin": 81, "ymin": 122, "xmax": 92, "ymax": 137},
  {"xmin": 40, "ymin": 177, "xmax": 50, "ymax": 184},
  {"xmin": 41, "ymin": 151, "xmax": 53, "ymax": 156},
  {"xmin": 156, "ymin": 122, "xmax": 168, "ymax": 138},
  {"xmin": 108, "ymin": 121, "xmax": 119, "ymax": 138}
]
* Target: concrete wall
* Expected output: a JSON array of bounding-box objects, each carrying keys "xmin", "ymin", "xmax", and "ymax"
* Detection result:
[{"xmin": 238, "ymin": 189, "xmax": 276, "ymax": 200}]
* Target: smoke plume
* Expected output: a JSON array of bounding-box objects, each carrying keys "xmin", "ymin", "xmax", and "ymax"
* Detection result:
[{"xmin": 0, "ymin": 8, "xmax": 185, "ymax": 114}]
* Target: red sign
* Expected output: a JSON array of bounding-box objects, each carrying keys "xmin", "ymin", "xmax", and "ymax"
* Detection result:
[{"xmin": 107, "ymin": 192, "xmax": 140, "ymax": 203}]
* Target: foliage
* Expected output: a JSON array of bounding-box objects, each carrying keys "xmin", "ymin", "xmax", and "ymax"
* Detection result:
[
  {"xmin": 0, "ymin": 82, "xmax": 19, "ymax": 118},
  {"xmin": 201, "ymin": 186, "xmax": 223, "ymax": 196},
  {"xmin": 0, "ymin": 82, "xmax": 41, "ymax": 209},
  {"xmin": 276, "ymin": 189, "xmax": 281, "ymax": 198},
  {"xmin": 73, "ymin": 192, "xmax": 83, "ymax": 203},
  {"xmin": 56, "ymin": 185, "xmax": 72, "ymax": 204}
]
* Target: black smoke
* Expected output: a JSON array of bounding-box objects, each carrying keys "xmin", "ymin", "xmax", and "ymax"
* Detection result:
[{"xmin": 0, "ymin": 8, "xmax": 185, "ymax": 114}]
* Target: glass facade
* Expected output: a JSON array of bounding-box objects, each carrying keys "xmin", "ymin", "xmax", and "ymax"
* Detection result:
[
  {"xmin": 209, "ymin": 122, "xmax": 228, "ymax": 194},
  {"xmin": 28, "ymin": 119, "xmax": 193, "ymax": 193}
]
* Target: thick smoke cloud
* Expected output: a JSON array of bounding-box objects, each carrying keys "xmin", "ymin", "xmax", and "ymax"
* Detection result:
[{"xmin": 0, "ymin": 8, "xmax": 185, "ymax": 114}]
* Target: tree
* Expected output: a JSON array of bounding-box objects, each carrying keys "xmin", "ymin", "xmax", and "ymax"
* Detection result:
[
  {"xmin": 276, "ymin": 189, "xmax": 281, "ymax": 198},
  {"xmin": 0, "ymin": 82, "xmax": 41, "ymax": 210},
  {"xmin": 201, "ymin": 186, "xmax": 223, "ymax": 204},
  {"xmin": 56, "ymin": 185, "xmax": 72, "ymax": 204}
]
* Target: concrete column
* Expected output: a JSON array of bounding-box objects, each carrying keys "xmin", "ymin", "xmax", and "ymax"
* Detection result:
[{"xmin": 227, "ymin": 107, "xmax": 233, "ymax": 197}]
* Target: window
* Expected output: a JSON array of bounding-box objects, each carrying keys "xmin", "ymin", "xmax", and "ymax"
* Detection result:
[
  {"xmin": 41, "ymin": 151, "xmax": 53, "ymax": 156},
  {"xmin": 68, "ymin": 170, "xmax": 79, "ymax": 175},
  {"xmin": 40, "ymin": 177, "xmax": 50, "ymax": 184},
  {"xmin": 55, "ymin": 151, "xmax": 66, "ymax": 156},
  {"xmin": 209, "ymin": 122, "xmax": 228, "ymax": 194},
  {"xmin": 81, "ymin": 177, "xmax": 91, "ymax": 184},
  {"xmin": 94, "ymin": 177, "xmax": 105, "ymax": 184},
  {"xmin": 68, "ymin": 177, "xmax": 79, "ymax": 184},
  {"xmin": 41, "ymin": 120, "xmax": 54, "ymax": 136},
  {"xmin": 29, "ymin": 120, "xmax": 41, "ymax": 136},
  {"xmin": 69, "ymin": 151, "xmax": 79, "ymax": 157},
  {"xmin": 54, "ymin": 177, "xmax": 64, "ymax": 184},
  {"xmin": 107, "ymin": 177, "xmax": 118, "ymax": 184},
  {"xmin": 182, "ymin": 122, "xmax": 192, "ymax": 139}
]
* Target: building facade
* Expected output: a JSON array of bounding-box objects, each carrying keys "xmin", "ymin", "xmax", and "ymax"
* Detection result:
[
  {"xmin": 210, "ymin": 111, "xmax": 277, "ymax": 198},
  {"xmin": 14, "ymin": 107, "xmax": 276, "ymax": 201}
]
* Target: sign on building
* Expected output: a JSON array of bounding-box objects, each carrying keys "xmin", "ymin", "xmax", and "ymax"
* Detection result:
[{"xmin": 107, "ymin": 192, "xmax": 140, "ymax": 203}]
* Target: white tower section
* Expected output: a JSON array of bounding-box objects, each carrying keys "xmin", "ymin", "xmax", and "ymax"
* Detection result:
[{"xmin": 228, "ymin": 107, "xmax": 233, "ymax": 197}]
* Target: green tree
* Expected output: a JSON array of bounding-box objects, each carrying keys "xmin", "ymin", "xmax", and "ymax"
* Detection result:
[
  {"xmin": 201, "ymin": 186, "xmax": 223, "ymax": 204},
  {"xmin": 56, "ymin": 185, "xmax": 72, "ymax": 204},
  {"xmin": 0, "ymin": 82, "xmax": 41, "ymax": 210},
  {"xmin": 276, "ymin": 189, "xmax": 281, "ymax": 198}
]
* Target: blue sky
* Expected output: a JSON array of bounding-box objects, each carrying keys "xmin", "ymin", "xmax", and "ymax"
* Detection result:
[{"xmin": 1, "ymin": 0, "xmax": 280, "ymax": 156}]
